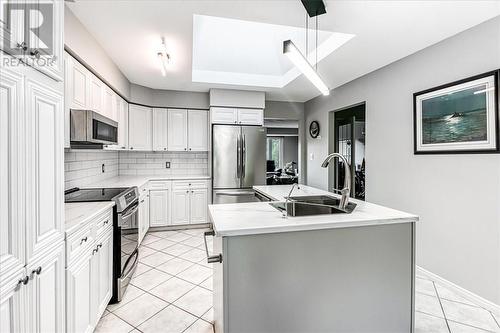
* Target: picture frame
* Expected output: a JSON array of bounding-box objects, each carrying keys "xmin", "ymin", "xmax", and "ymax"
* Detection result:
[{"xmin": 413, "ymin": 70, "xmax": 499, "ymax": 154}]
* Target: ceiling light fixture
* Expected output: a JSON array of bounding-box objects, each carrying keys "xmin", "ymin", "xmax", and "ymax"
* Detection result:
[
  {"xmin": 283, "ymin": 40, "xmax": 329, "ymax": 96},
  {"xmin": 284, "ymin": 0, "xmax": 329, "ymax": 96},
  {"xmin": 157, "ymin": 37, "xmax": 171, "ymax": 77}
]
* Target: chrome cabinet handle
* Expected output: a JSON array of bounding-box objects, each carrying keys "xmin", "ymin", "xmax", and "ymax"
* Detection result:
[
  {"xmin": 203, "ymin": 231, "xmax": 222, "ymax": 263},
  {"xmin": 80, "ymin": 236, "xmax": 88, "ymax": 245},
  {"xmin": 32, "ymin": 266, "xmax": 42, "ymax": 275},
  {"xmin": 97, "ymin": 243, "xmax": 102, "ymax": 249},
  {"xmin": 30, "ymin": 49, "xmax": 41, "ymax": 59},
  {"xmin": 104, "ymin": 220, "xmax": 109, "ymax": 225},
  {"xmin": 92, "ymin": 248, "xmax": 98, "ymax": 255},
  {"xmin": 16, "ymin": 42, "xmax": 27, "ymax": 51},
  {"xmin": 18, "ymin": 276, "xmax": 29, "ymax": 285}
]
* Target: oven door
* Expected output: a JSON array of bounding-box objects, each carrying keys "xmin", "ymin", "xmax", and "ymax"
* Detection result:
[{"xmin": 117, "ymin": 200, "xmax": 139, "ymax": 301}]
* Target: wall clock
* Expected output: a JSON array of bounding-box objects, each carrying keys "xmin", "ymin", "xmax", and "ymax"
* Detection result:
[{"xmin": 309, "ymin": 121, "xmax": 320, "ymax": 138}]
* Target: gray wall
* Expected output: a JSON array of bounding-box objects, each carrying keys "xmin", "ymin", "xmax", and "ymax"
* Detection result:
[
  {"xmin": 130, "ymin": 83, "xmax": 210, "ymax": 109},
  {"xmin": 64, "ymin": 6, "xmax": 131, "ymax": 98},
  {"xmin": 304, "ymin": 17, "xmax": 500, "ymax": 304},
  {"xmin": 283, "ymin": 136, "xmax": 299, "ymax": 165}
]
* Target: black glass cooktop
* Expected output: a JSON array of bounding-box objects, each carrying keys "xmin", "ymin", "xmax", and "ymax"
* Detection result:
[{"xmin": 65, "ymin": 187, "xmax": 128, "ymax": 203}]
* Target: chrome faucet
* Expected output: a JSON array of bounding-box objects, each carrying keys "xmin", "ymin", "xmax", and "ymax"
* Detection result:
[
  {"xmin": 321, "ymin": 153, "xmax": 351, "ymax": 210},
  {"xmin": 282, "ymin": 183, "xmax": 300, "ymax": 218}
]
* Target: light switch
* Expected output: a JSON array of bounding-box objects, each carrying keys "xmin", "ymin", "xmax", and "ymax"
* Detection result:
[{"xmin": 309, "ymin": 153, "xmax": 314, "ymax": 161}]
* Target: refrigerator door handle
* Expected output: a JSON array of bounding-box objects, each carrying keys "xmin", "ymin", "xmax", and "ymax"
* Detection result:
[
  {"xmin": 242, "ymin": 134, "xmax": 246, "ymax": 178},
  {"xmin": 236, "ymin": 133, "xmax": 241, "ymax": 179}
]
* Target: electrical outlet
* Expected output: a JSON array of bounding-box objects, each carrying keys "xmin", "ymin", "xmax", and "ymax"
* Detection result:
[
  {"xmin": 101, "ymin": 163, "xmax": 105, "ymax": 173},
  {"xmin": 165, "ymin": 162, "xmax": 171, "ymax": 168}
]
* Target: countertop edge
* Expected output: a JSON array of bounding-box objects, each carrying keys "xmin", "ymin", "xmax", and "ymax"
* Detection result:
[{"xmin": 65, "ymin": 201, "xmax": 115, "ymax": 235}]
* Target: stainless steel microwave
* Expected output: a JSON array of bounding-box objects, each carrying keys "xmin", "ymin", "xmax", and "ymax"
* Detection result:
[{"xmin": 70, "ymin": 110, "xmax": 118, "ymax": 146}]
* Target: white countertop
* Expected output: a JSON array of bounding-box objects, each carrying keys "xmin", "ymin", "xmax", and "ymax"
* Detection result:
[
  {"xmin": 85, "ymin": 175, "xmax": 211, "ymax": 189},
  {"xmin": 65, "ymin": 201, "xmax": 115, "ymax": 233},
  {"xmin": 208, "ymin": 184, "xmax": 418, "ymax": 237}
]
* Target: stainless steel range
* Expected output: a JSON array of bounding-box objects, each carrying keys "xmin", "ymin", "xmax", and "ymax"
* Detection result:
[{"xmin": 64, "ymin": 186, "xmax": 139, "ymax": 303}]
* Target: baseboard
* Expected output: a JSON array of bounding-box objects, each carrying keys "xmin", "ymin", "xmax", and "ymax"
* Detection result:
[
  {"xmin": 417, "ymin": 265, "xmax": 500, "ymax": 315},
  {"xmin": 149, "ymin": 223, "xmax": 211, "ymax": 232}
]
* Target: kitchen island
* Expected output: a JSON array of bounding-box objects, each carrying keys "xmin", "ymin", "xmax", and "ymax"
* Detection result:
[{"xmin": 208, "ymin": 184, "xmax": 418, "ymax": 333}]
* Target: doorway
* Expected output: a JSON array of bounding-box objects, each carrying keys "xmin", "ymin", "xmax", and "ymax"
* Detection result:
[{"xmin": 328, "ymin": 103, "xmax": 366, "ymax": 200}]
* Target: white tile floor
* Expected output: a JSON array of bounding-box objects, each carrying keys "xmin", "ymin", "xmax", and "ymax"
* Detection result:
[{"xmin": 98, "ymin": 228, "xmax": 500, "ymax": 333}]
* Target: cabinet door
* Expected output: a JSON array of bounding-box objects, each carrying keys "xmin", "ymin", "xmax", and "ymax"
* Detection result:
[
  {"xmin": 167, "ymin": 109, "xmax": 188, "ymax": 151},
  {"xmin": 171, "ymin": 189, "xmax": 190, "ymax": 225},
  {"xmin": 67, "ymin": 56, "xmax": 88, "ymax": 110},
  {"xmin": 152, "ymin": 108, "xmax": 169, "ymax": 151},
  {"xmin": 188, "ymin": 110, "xmax": 208, "ymax": 151},
  {"xmin": 149, "ymin": 190, "xmax": 170, "ymax": 227},
  {"xmin": 0, "ymin": 270, "xmax": 27, "ymax": 333},
  {"xmin": 89, "ymin": 248, "xmax": 99, "ymax": 328},
  {"xmin": 25, "ymin": 78, "xmax": 64, "ymax": 263},
  {"xmin": 118, "ymin": 99, "xmax": 128, "ymax": 149},
  {"xmin": 238, "ymin": 108, "xmax": 263, "ymax": 125},
  {"xmin": 211, "ymin": 107, "xmax": 238, "ymax": 124},
  {"xmin": 66, "ymin": 252, "xmax": 92, "ymax": 333},
  {"xmin": 89, "ymin": 74, "xmax": 103, "ymax": 114},
  {"xmin": 0, "ymin": 0, "xmax": 26, "ymax": 58},
  {"xmin": 97, "ymin": 232, "xmax": 113, "ymax": 321},
  {"xmin": 29, "ymin": 0, "xmax": 64, "ymax": 81},
  {"xmin": 0, "ymin": 68, "xmax": 25, "ymax": 279},
  {"xmin": 128, "ymin": 105, "xmax": 152, "ymax": 151},
  {"xmin": 138, "ymin": 195, "xmax": 150, "ymax": 244},
  {"xmin": 102, "ymin": 87, "xmax": 114, "ymax": 120},
  {"xmin": 190, "ymin": 188, "xmax": 208, "ymax": 224},
  {"xmin": 26, "ymin": 244, "xmax": 65, "ymax": 333}
]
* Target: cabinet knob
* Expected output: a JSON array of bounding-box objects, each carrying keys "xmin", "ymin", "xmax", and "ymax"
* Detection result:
[
  {"xmin": 130, "ymin": 147, "xmax": 134, "ymax": 150},
  {"xmin": 80, "ymin": 236, "xmax": 88, "ymax": 244},
  {"xmin": 92, "ymin": 248, "xmax": 98, "ymax": 255},
  {"xmin": 189, "ymin": 148, "xmax": 192, "ymax": 151},
  {"xmin": 186, "ymin": 190, "xmax": 189, "ymax": 193},
  {"xmin": 32, "ymin": 266, "xmax": 42, "ymax": 275},
  {"xmin": 97, "ymin": 243, "xmax": 103, "ymax": 249},
  {"xmin": 184, "ymin": 148, "xmax": 187, "ymax": 151},
  {"xmin": 18, "ymin": 276, "xmax": 29, "ymax": 285},
  {"xmin": 104, "ymin": 220, "xmax": 109, "ymax": 225},
  {"xmin": 191, "ymin": 190, "xmax": 194, "ymax": 193}
]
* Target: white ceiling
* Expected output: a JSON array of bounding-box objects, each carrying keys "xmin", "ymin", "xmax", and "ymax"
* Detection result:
[{"xmin": 67, "ymin": 1, "xmax": 500, "ymax": 102}]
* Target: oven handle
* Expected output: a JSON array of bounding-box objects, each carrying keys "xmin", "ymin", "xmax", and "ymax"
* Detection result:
[
  {"xmin": 121, "ymin": 248, "xmax": 139, "ymax": 278},
  {"xmin": 120, "ymin": 202, "xmax": 139, "ymax": 220}
]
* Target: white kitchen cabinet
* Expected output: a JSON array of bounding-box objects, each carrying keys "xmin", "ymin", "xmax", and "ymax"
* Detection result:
[
  {"xmin": 26, "ymin": 243, "xmax": 65, "ymax": 333},
  {"xmin": 89, "ymin": 73, "xmax": 103, "ymax": 114},
  {"xmin": 65, "ymin": 54, "xmax": 89, "ymax": 110},
  {"xmin": 171, "ymin": 189, "xmax": 190, "ymax": 225},
  {"xmin": 66, "ymin": 250, "xmax": 92, "ymax": 333},
  {"xmin": 149, "ymin": 189, "xmax": 171, "ymax": 227},
  {"xmin": 66, "ymin": 209, "xmax": 113, "ymax": 333},
  {"xmin": 188, "ymin": 110, "xmax": 208, "ymax": 151},
  {"xmin": 190, "ymin": 188, "xmax": 208, "ymax": 224},
  {"xmin": 117, "ymin": 98, "xmax": 129, "ymax": 149},
  {"xmin": 138, "ymin": 193, "xmax": 150, "ymax": 244},
  {"xmin": 128, "ymin": 105, "xmax": 152, "ymax": 151},
  {"xmin": 153, "ymin": 108, "xmax": 169, "ymax": 151},
  {"xmin": 211, "ymin": 107, "xmax": 263, "ymax": 125},
  {"xmin": 172, "ymin": 181, "xmax": 209, "ymax": 225},
  {"xmin": 211, "ymin": 107, "xmax": 238, "ymax": 124},
  {"xmin": 0, "ymin": 68, "xmax": 25, "ymax": 281},
  {"xmin": 168, "ymin": 109, "xmax": 188, "ymax": 151},
  {"xmin": 0, "ymin": 273, "xmax": 26, "ymax": 333},
  {"xmin": 102, "ymin": 86, "xmax": 114, "ymax": 120},
  {"xmin": 25, "ymin": 75, "xmax": 64, "ymax": 264},
  {"xmin": 237, "ymin": 108, "xmax": 263, "ymax": 125}
]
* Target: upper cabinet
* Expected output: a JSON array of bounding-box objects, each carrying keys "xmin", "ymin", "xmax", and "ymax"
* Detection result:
[
  {"xmin": 167, "ymin": 109, "xmax": 188, "ymax": 151},
  {"xmin": 188, "ymin": 110, "xmax": 208, "ymax": 151},
  {"xmin": 0, "ymin": 0, "xmax": 64, "ymax": 81},
  {"xmin": 128, "ymin": 105, "xmax": 152, "ymax": 151},
  {"xmin": 211, "ymin": 107, "xmax": 263, "ymax": 125},
  {"xmin": 89, "ymin": 73, "xmax": 103, "ymax": 114},
  {"xmin": 153, "ymin": 108, "xmax": 169, "ymax": 151},
  {"xmin": 65, "ymin": 55, "xmax": 89, "ymax": 110}
]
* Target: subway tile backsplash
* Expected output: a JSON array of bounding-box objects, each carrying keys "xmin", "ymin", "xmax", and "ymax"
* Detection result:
[
  {"xmin": 119, "ymin": 151, "xmax": 208, "ymax": 176},
  {"xmin": 64, "ymin": 150, "xmax": 119, "ymax": 190},
  {"xmin": 65, "ymin": 150, "xmax": 209, "ymax": 189}
]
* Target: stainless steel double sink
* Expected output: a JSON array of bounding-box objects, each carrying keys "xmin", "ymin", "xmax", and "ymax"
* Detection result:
[{"xmin": 269, "ymin": 195, "xmax": 357, "ymax": 216}]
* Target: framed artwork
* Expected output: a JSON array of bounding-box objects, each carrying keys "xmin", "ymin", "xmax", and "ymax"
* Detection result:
[
  {"xmin": 413, "ymin": 70, "xmax": 499, "ymax": 154},
  {"xmin": 309, "ymin": 121, "xmax": 320, "ymax": 138}
]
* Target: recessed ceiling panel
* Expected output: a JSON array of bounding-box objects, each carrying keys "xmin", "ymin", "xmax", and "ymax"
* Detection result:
[{"xmin": 192, "ymin": 14, "xmax": 355, "ymax": 88}]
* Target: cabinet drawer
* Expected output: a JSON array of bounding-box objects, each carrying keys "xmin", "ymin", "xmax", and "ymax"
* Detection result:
[
  {"xmin": 93, "ymin": 209, "xmax": 113, "ymax": 239},
  {"xmin": 172, "ymin": 180, "xmax": 208, "ymax": 190},
  {"xmin": 66, "ymin": 223, "xmax": 94, "ymax": 266},
  {"xmin": 149, "ymin": 180, "xmax": 171, "ymax": 190}
]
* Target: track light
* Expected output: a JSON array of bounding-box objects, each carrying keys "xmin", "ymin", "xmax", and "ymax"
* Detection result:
[{"xmin": 283, "ymin": 40, "xmax": 329, "ymax": 95}]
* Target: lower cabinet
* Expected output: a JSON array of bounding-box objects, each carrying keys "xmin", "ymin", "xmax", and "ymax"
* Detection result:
[
  {"xmin": 138, "ymin": 193, "xmax": 150, "ymax": 244},
  {"xmin": 66, "ymin": 209, "xmax": 113, "ymax": 333},
  {"xmin": 150, "ymin": 189, "xmax": 171, "ymax": 227},
  {"xmin": 171, "ymin": 181, "xmax": 209, "ymax": 225},
  {"xmin": 171, "ymin": 189, "xmax": 190, "ymax": 225},
  {"xmin": 0, "ymin": 243, "xmax": 65, "ymax": 333}
]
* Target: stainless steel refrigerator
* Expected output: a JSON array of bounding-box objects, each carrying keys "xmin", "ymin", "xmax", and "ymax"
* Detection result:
[{"xmin": 212, "ymin": 125, "xmax": 267, "ymax": 204}]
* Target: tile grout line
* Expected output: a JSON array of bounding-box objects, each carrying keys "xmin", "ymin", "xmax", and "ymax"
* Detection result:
[
  {"xmin": 432, "ymin": 280, "xmax": 452, "ymax": 333},
  {"xmin": 490, "ymin": 311, "xmax": 500, "ymax": 329}
]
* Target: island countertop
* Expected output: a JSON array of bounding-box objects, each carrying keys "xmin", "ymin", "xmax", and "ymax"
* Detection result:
[{"xmin": 208, "ymin": 184, "xmax": 418, "ymax": 237}]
